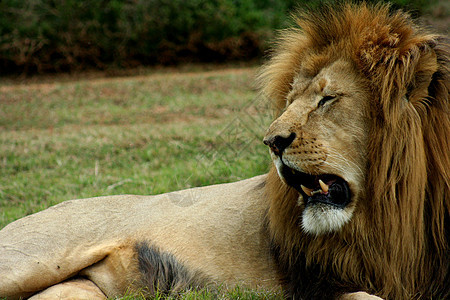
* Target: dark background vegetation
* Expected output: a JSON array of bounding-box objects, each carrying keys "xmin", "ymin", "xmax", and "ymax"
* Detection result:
[{"xmin": 0, "ymin": 0, "xmax": 445, "ymax": 75}]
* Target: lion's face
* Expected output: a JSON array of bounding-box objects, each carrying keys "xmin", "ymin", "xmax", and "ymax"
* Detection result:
[{"xmin": 263, "ymin": 59, "xmax": 372, "ymax": 235}]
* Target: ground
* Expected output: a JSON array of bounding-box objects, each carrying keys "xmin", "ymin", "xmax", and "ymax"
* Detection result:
[{"xmin": 0, "ymin": 64, "xmax": 272, "ymax": 229}]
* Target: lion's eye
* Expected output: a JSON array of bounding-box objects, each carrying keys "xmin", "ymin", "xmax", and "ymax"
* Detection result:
[{"xmin": 318, "ymin": 95, "xmax": 336, "ymax": 107}]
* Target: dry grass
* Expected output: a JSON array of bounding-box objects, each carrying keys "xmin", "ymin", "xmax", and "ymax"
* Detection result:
[{"xmin": 0, "ymin": 65, "xmax": 272, "ymax": 229}]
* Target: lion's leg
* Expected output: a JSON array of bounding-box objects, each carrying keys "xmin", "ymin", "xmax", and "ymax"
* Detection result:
[
  {"xmin": 28, "ymin": 278, "xmax": 106, "ymax": 300},
  {"xmin": 340, "ymin": 292, "xmax": 384, "ymax": 300}
]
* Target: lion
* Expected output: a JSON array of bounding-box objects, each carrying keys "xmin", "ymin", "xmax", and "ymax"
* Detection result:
[
  {"xmin": 0, "ymin": 3, "xmax": 448, "ymax": 300},
  {"xmin": 258, "ymin": 3, "xmax": 449, "ymax": 299}
]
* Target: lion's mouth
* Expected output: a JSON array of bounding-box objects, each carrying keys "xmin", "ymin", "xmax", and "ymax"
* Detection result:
[{"xmin": 280, "ymin": 164, "xmax": 351, "ymax": 208}]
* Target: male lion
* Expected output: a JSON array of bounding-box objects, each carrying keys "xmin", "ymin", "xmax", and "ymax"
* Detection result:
[
  {"xmin": 0, "ymin": 3, "xmax": 448, "ymax": 300},
  {"xmin": 259, "ymin": 3, "xmax": 449, "ymax": 299}
]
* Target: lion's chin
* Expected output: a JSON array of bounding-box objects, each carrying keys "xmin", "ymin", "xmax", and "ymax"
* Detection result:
[
  {"xmin": 301, "ymin": 203, "xmax": 354, "ymax": 235},
  {"xmin": 274, "ymin": 158, "xmax": 354, "ymax": 234}
]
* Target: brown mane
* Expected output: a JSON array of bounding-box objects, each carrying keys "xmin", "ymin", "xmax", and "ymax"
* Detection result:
[{"xmin": 258, "ymin": 3, "xmax": 449, "ymax": 299}]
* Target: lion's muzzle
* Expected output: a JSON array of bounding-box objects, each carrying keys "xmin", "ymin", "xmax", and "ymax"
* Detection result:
[{"xmin": 263, "ymin": 129, "xmax": 352, "ymax": 210}]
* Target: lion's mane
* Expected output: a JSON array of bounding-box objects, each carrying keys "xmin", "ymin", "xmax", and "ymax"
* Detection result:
[{"xmin": 258, "ymin": 3, "xmax": 449, "ymax": 299}]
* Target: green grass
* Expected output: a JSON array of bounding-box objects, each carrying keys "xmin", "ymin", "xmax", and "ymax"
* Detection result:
[
  {"xmin": 0, "ymin": 65, "xmax": 279, "ymax": 298},
  {"xmin": 0, "ymin": 66, "xmax": 273, "ymax": 227},
  {"xmin": 121, "ymin": 285, "xmax": 284, "ymax": 300}
]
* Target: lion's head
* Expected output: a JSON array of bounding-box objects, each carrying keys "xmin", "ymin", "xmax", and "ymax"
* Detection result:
[
  {"xmin": 263, "ymin": 57, "xmax": 370, "ymax": 235},
  {"xmin": 258, "ymin": 3, "xmax": 449, "ymax": 299}
]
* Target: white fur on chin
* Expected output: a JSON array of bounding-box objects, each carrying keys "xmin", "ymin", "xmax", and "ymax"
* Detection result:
[{"xmin": 301, "ymin": 202, "xmax": 354, "ymax": 235}]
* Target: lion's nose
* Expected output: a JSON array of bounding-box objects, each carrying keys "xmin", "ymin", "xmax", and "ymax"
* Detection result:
[{"xmin": 263, "ymin": 132, "xmax": 296, "ymax": 156}]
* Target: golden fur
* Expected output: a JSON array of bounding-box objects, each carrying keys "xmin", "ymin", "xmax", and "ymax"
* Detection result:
[{"xmin": 258, "ymin": 3, "xmax": 449, "ymax": 299}]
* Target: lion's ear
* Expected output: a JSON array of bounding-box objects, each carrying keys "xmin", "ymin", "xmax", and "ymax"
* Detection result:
[
  {"xmin": 407, "ymin": 38, "xmax": 449, "ymax": 110},
  {"xmin": 406, "ymin": 47, "xmax": 438, "ymax": 104}
]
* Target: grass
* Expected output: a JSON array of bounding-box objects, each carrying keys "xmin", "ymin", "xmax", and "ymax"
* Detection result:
[
  {"xmin": 0, "ymin": 65, "xmax": 279, "ymax": 299},
  {"xmin": 121, "ymin": 285, "xmax": 284, "ymax": 300}
]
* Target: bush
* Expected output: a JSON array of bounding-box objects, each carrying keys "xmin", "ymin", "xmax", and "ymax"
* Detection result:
[
  {"xmin": 0, "ymin": 0, "xmax": 438, "ymax": 75},
  {"xmin": 0, "ymin": 0, "xmax": 294, "ymax": 74}
]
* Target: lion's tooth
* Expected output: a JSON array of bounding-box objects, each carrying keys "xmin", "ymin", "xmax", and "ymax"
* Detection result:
[
  {"xmin": 311, "ymin": 190, "xmax": 322, "ymax": 195},
  {"xmin": 319, "ymin": 179, "xmax": 329, "ymax": 193},
  {"xmin": 300, "ymin": 185, "xmax": 313, "ymax": 196}
]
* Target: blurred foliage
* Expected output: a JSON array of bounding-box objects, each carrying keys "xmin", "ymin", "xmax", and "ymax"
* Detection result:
[{"xmin": 0, "ymin": 0, "xmax": 438, "ymax": 75}]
